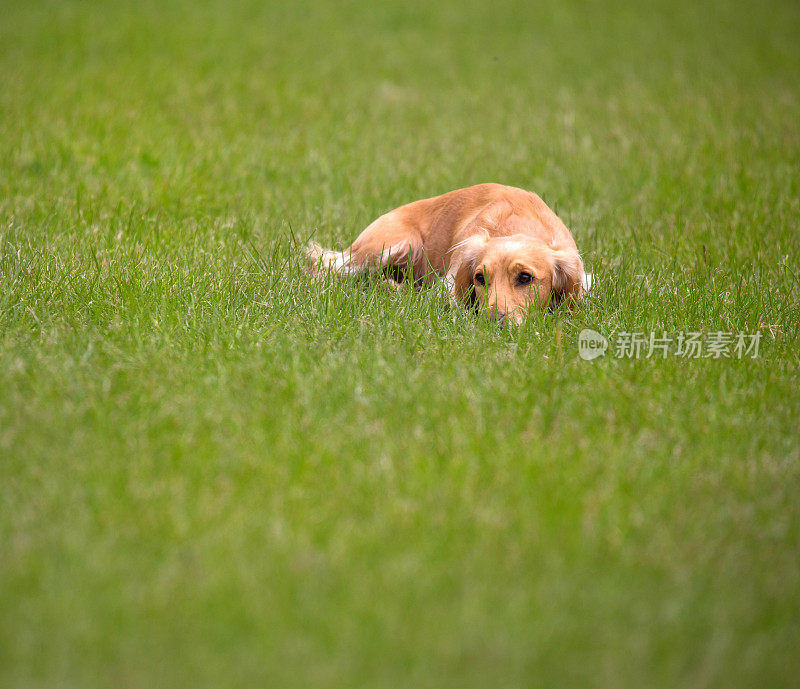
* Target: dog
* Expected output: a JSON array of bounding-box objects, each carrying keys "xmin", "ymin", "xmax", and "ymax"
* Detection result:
[{"xmin": 306, "ymin": 183, "xmax": 589, "ymax": 324}]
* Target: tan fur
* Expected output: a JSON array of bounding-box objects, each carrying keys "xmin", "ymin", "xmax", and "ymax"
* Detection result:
[{"xmin": 306, "ymin": 183, "xmax": 586, "ymax": 324}]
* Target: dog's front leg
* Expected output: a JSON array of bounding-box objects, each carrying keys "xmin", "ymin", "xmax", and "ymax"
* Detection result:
[{"xmin": 444, "ymin": 272, "xmax": 460, "ymax": 306}]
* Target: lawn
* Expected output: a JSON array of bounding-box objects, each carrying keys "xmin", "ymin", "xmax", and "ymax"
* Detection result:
[{"xmin": 1, "ymin": 0, "xmax": 799, "ymax": 687}]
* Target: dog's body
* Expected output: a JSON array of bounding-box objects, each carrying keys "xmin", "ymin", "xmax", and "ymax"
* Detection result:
[{"xmin": 307, "ymin": 183, "xmax": 587, "ymax": 323}]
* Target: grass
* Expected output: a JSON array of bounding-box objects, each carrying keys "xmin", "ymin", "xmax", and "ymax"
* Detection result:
[{"xmin": 1, "ymin": 0, "xmax": 799, "ymax": 687}]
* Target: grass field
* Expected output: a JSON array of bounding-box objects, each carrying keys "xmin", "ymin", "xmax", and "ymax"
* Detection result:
[{"xmin": 1, "ymin": 0, "xmax": 799, "ymax": 687}]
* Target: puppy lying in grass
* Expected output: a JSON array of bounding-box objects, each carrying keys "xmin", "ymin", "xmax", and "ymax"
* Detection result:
[{"xmin": 307, "ymin": 183, "xmax": 589, "ymax": 324}]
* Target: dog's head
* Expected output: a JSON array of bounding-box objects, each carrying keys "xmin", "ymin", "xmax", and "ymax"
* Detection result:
[{"xmin": 452, "ymin": 234, "xmax": 585, "ymax": 324}]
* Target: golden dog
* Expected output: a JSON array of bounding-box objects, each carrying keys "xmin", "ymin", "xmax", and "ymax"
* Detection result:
[{"xmin": 307, "ymin": 183, "xmax": 588, "ymax": 324}]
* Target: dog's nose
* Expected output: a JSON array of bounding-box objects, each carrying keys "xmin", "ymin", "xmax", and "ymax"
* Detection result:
[{"xmin": 491, "ymin": 310, "xmax": 505, "ymax": 321}]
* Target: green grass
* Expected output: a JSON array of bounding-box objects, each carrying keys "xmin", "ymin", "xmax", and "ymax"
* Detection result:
[{"xmin": 1, "ymin": 0, "xmax": 799, "ymax": 687}]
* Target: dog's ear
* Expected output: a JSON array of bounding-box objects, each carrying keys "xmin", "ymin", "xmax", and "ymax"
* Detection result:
[
  {"xmin": 549, "ymin": 247, "xmax": 585, "ymax": 307},
  {"xmin": 449, "ymin": 233, "xmax": 488, "ymax": 303}
]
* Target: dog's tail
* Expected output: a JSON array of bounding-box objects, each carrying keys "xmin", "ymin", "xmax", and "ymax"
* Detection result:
[
  {"xmin": 306, "ymin": 241, "xmax": 353, "ymax": 275},
  {"xmin": 305, "ymin": 241, "xmax": 326, "ymax": 272}
]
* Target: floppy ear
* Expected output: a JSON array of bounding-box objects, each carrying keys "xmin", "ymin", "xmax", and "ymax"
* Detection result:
[
  {"xmin": 549, "ymin": 247, "xmax": 585, "ymax": 307},
  {"xmin": 448, "ymin": 233, "xmax": 488, "ymax": 304}
]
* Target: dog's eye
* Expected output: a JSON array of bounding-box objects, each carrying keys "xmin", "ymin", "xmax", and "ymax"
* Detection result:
[
  {"xmin": 517, "ymin": 272, "xmax": 533, "ymax": 285},
  {"xmin": 474, "ymin": 272, "xmax": 485, "ymax": 286}
]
